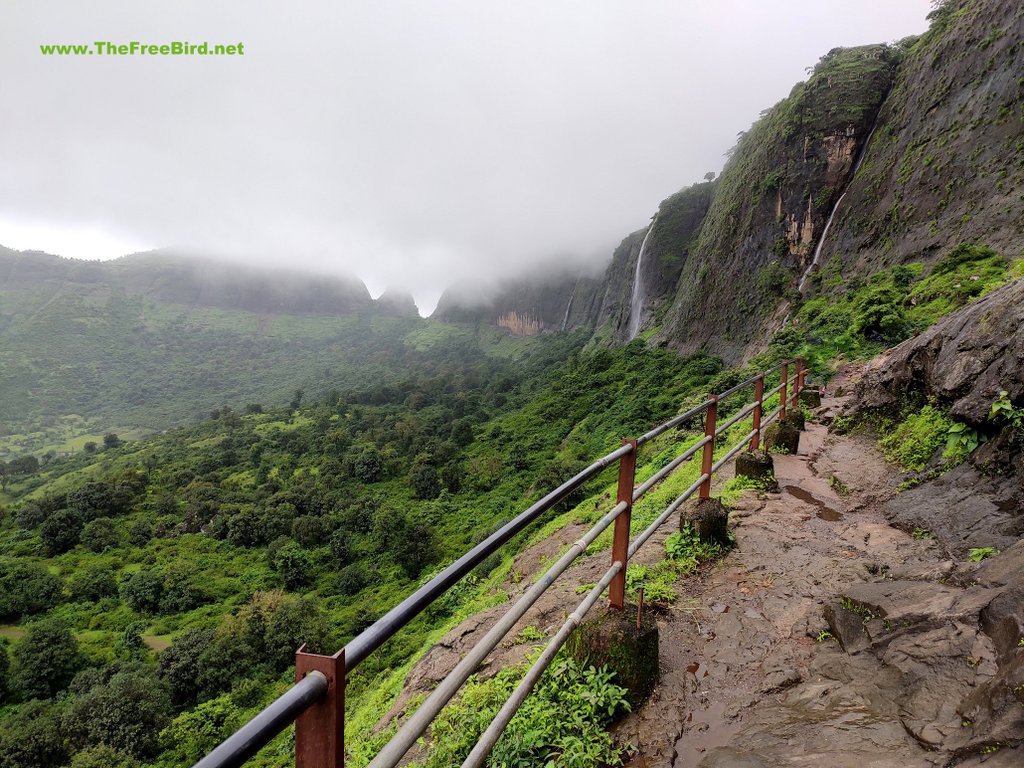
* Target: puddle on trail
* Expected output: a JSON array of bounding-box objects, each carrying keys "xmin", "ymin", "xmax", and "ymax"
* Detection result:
[
  {"xmin": 674, "ymin": 700, "xmax": 742, "ymax": 767},
  {"xmin": 784, "ymin": 484, "xmax": 844, "ymax": 521}
]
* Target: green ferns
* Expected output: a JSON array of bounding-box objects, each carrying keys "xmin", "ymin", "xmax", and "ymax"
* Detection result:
[{"xmin": 416, "ymin": 656, "xmax": 630, "ymax": 768}]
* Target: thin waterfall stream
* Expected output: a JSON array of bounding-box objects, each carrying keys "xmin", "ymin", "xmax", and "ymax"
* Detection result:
[
  {"xmin": 796, "ymin": 119, "xmax": 880, "ymax": 294},
  {"xmin": 560, "ymin": 281, "xmax": 577, "ymax": 332},
  {"xmin": 628, "ymin": 222, "xmax": 655, "ymax": 340}
]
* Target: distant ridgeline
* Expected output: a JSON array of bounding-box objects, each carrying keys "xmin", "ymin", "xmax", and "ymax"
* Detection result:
[
  {"xmin": 0, "ymin": 247, "xmax": 426, "ymax": 451},
  {"xmin": 434, "ymin": 0, "xmax": 1024, "ymax": 364}
]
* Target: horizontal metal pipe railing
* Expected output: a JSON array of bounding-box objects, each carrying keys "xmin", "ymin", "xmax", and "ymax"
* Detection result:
[
  {"xmin": 193, "ymin": 359, "xmax": 804, "ymax": 768},
  {"xmin": 632, "ymin": 435, "xmax": 711, "ymax": 501},
  {"xmin": 714, "ymin": 401, "xmax": 758, "ymax": 437},
  {"xmin": 461, "ymin": 561, "xmax": 624, "ymax": 768},
  {"xmin": 637, "ymin": 399, "xmax": 713, "ymax": 446},
  {"xmin": 366, "ymin": 499, "xmax": 631, "ymax": 768},
  {"xmin": 193, "ymin": 672, "xmax": 329, "ymax": 768},
  {"xmin": 345, "ymin": 442, "xmax": 633, "ymax": 670}
]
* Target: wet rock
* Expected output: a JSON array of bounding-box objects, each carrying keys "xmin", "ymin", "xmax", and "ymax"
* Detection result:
[
  {"xmin": 883, "ymin": 461, "xmax": 1021, "ymax": 557},
  {"xmin": 566, "ymin": 603, "xmax": 659, "ymax": 709},
  {"xmin": 979, "ymin": 586, "xmax": 1024, "ymax": 661},
  {"xmin": 682, "ymin": 497, "xmax": 731, "ymax": 548},
  {"xmin": 823, "ymin": 601, "xmax": 871, "ymax": 653},
  {"xmin": 846, "ymin": 279, "xmax": 1024, "ymax": 426},
  {"xmin": 974, "ymin": 540, "xmax": 1024, "ymax": 588},
  {"xmin": 734, "ymin": 450, "xmax": 775, "ymax": 488}
]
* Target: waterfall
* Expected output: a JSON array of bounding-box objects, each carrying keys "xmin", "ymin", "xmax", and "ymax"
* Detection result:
[
  {"xmin": 560, "ymin": 281, "xmax": 577, "ymax": 332},
  {"xmin": 797, "ymin": 119, "xmax": 880, "ymax": 295},
  {"xmin": 628, "ymin": 223, "xmax": 655, "ymax": 340}
]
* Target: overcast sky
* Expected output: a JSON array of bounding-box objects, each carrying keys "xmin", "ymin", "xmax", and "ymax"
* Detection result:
[{"xmin": 0, "ymin": 1, "xmax": 933, "ymax": 313}]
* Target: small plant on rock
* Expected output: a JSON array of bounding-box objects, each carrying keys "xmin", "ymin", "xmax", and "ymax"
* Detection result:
[{"xmin": 968, "ymin": 547, "xmax": 998, "ymax": 562}]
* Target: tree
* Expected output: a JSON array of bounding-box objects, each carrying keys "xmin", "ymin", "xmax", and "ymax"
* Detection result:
[
  {"xmin": 704, "ymin": 171, "xmax": 716, "ymax": 182},
  {"xmin": 352, "ymin": 446, "xmax": 385, "ymax": 483},
  {"xmin": 66, "ymin": 565, "xmax": 118, "ymax": 603},
  {"xmin": 103, "ymin": 433, "xmax": 122, "ymax": 449},
  {"xmin": 160, "ymin": 562, "xmax": 205, "ymax": 614},
  {"xmin": 40, "ymin": 508, "xmax": 84, "ymax": 555},
  {"xmin": 158, "ymin": 627, "xmax": 215, "ymax": 706},
  {"xmin": 410, "ymin": 462, "xmax": 440, "ymax": 500},
  {"xmin": 8, "ymin": 455, "xmax": 40, "ymax": 475},
  {"xmin": 83, "ymin": 441, "xmax": 98, "ymax": 454},
  {"xmin": 271, "ymin": 542, "xmax": 313, "ymax": 590},
  {"xmin": 13, "ymin": 619, "xmax": 82, "ymax": 699},
  {"xmin": 328, "ymin": 528, "xmax": 352, "ymax": 565},
  {"xmin": 291, "ymin": 515, "xmax": 325, "ymax": 548},
  {"xmin": 0, "ymin": 699, "xmax": 67, "ymax": 768},
  {"xmin": 0, "ymin": 559, "xmax": 62, "ymax": 619},
  {"xmin": 81, "ymin": 517, "xmax": 120, "ymax": 552},
  {"xmin": 62, "ymin": 668, "xmax": 173, "ymax": 759},
  {"xmin": 120, "ymin": 570, "xmax": 163, "ymax": 614}
]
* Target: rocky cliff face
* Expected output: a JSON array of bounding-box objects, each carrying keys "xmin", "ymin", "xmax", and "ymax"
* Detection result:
[
  {"xmin": 816, "ymin": 0, "xmax": 1024, "ymax": 285},
  {"xmin": 432, "ymin": 269, "xmax": 606, "ymax": 336},
  {"xmin": 432, "ymin": 0, "xmax": 1021, "ymax": 360},
  {"xmin": 657, "ymin": 44, "xmax": 900, "ymax": 362}
]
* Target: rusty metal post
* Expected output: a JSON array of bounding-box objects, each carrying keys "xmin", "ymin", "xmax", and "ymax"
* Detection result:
[
  {"xmin": 608, "ymin": 439, "xmax": 637, "ymax": 610},
  {"xmin": 295, "ymin": 646, "xmax": 345, "ymax": 768},
  {"xmin": 699, "ymin": 396, "xmax": 718, "ymax": 499},
  {"xmin": 751, "ymin": 374, "xmax": 765, "ymax": 450},
  {"xmin": 791, "ymin": 359, "xmax": 803, "ymax": 410},
  {"xmin": 780, "ymin": 363, "xmax": 789, "ymax": 421}
]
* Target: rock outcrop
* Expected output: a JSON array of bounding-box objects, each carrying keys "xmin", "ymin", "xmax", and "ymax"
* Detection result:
[{"xmin": 844, "ymin": 278, "xmax": 1024, "ymax": 554}]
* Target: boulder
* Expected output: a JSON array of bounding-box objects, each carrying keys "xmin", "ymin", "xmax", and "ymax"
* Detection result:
[{"xmin": 799, "ymin": 388, "xmax": 822, "ymax": 408}]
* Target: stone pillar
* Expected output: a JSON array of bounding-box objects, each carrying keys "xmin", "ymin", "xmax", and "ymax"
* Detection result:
[
  {"xmin": 734, "ymin": 449, "xmax": 777, "ymax": 489},
  {"xmin": 681, "ymin": 497, "xmax": 730, "ymax": 548},
  {"xmin": 566, "ymin": 604, "xmax": 659, "ymax": 708}
]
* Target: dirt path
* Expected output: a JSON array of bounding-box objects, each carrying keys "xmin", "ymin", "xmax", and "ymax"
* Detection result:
[
  {"xmin": 618, "ymin": 398, "xmax": 1022, "ymax": 767},
  {"xmin": 386, "ymin": 394, "xmax": 1022, "ymax": 766}
]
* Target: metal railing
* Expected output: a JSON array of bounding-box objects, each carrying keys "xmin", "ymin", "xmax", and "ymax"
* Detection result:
[{"xmin": 194, "ymin": 360, "xmax": 809, "ymax": 768}]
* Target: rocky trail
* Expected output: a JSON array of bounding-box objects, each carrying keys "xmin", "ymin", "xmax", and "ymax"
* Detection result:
[
  {"xmin": 387, "ymin": 391, "xmax": 1023, "ymax": 767},
  {"xmin": 619, "ymin": 394, "xmax": 1024, "ymax": 768}
]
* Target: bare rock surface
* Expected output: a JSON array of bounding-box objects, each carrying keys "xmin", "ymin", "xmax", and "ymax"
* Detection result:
[
  {"xmin": 379, "ymin": 393, "xmax": 1024, "ymax": 767},
  {"xmin": 620, "ymin": 399, "xmax": 1024, "ymax": 768}
]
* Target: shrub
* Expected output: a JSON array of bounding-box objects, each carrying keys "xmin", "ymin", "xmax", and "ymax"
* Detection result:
[
  {"xmin": 67, "ymin": 565, "xmax": 118, "ymax": 603},
  {"xmin": 158, "ymin": 695, "xmax": 244, "ymax": 764},
  {"xmin": 878, "ymin": 405, "xmax": 953, "ymax": 471}
]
